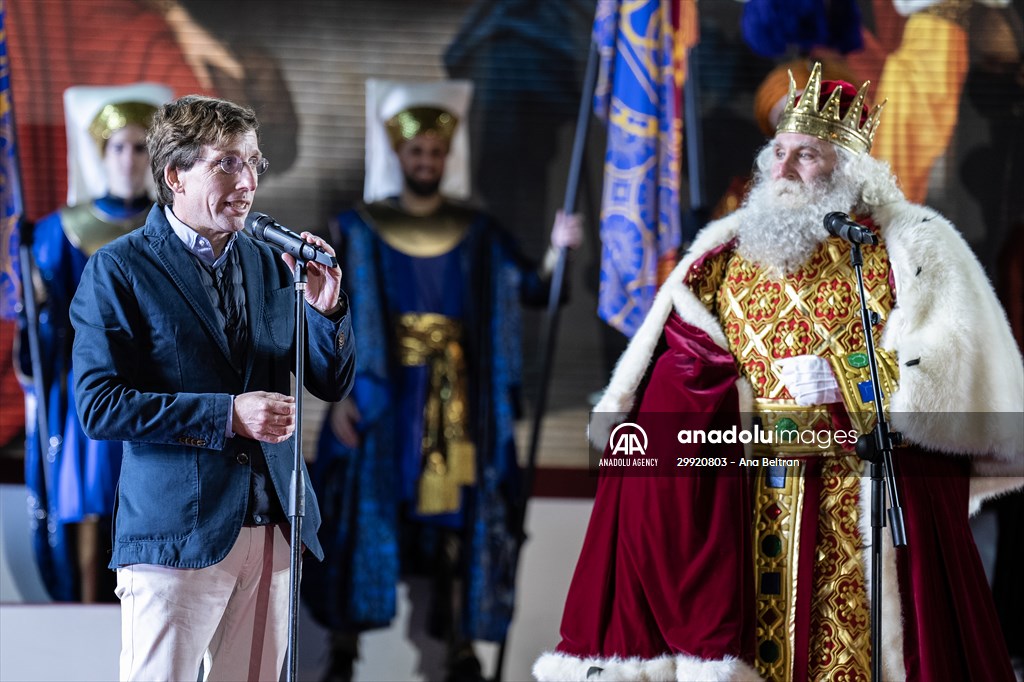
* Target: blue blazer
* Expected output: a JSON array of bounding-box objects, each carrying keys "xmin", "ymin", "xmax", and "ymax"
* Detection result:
[{"xmin": 70, "ymin": 205, "xmax": 354, "ymax": 568}]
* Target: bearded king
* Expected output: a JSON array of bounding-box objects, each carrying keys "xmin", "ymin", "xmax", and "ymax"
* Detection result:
[{"xmin": 534, "ymin": 63, "xmax": 1023, "ymax": 682}]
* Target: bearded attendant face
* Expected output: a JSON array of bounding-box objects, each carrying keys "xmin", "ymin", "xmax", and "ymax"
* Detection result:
[
  {"xmin": 397, "ymin": 133, "xmax": 448, "ymax": 197},
  {"xmin": 737, "ymin": 132, "xmax": 863, "ymax": 276}
]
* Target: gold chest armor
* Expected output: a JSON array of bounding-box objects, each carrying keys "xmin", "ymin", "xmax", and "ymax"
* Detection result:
[{"xmin": 60, "ymin": 202, "xmax": 150, "ymax": 257}]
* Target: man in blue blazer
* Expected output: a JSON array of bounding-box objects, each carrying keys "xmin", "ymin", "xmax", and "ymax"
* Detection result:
[{"xmin": 70, "ymin": 95, "xmax": 355, "ymax": 681}]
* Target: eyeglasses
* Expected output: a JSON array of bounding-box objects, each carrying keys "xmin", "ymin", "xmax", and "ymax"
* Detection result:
[{"xmin": 200, "ymin": 155, "xmax": 270, "ymax": 176}]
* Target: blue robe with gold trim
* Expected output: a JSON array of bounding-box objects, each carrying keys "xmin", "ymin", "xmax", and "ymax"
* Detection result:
[
  {"xmin": 303, "ymin": 199, "xmax": 547, "ymax": 642},
  {"xmin": 19, "ymin": 195, "xmax": 149, "ymax": 601}
]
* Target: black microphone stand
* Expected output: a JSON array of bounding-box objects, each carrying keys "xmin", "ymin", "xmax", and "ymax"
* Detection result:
[
  {"xmin": 285, "ymin": 259, "xmax": 308, "ymax": 682},
  {"xmin": 848, "ymin": 239, "xmax": 908, "ymax": 682}
]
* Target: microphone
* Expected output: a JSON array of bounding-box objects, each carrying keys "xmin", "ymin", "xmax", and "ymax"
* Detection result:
[
  {"xmin": 245, "ymin": 212, "xmax": 337, "ymax": 267},
  {"xmin": 824, "ymin": 212, "xmax": 878, "ymax": 246}
]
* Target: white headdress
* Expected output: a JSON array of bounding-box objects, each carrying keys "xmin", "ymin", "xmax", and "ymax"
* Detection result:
[
  {"xmin": 64, "ymin": 82, "xmax": 174, "ymax": 205},
  {"xmin": 363, "ymin": 79, "xmax": 473, "ymax": 204}
]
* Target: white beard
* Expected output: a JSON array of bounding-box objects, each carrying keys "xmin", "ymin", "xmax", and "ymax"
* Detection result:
[{"xmin": 737, "ymin": 170, "xmax": 862, "ymax": 276}]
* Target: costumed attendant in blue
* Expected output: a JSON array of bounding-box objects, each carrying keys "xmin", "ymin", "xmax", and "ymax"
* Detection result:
[
  {"xmin": 302, "ymin": 79, "xmax": 582, "ymax": 682},
  {"xmin": 17, "ymin": 83, "xmax": 172, "ymax": 603}
]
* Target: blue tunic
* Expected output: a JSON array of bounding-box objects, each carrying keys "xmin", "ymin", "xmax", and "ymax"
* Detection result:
[
  {"xmin": 20, "ymin": 195, "xmax": 149, "ymax": 601},
  {"xmin": 382, "ymin": 241, "xmax": 468, "ymax": 526}
]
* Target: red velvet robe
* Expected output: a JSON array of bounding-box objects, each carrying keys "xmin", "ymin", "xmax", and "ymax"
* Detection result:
[{"xmin": 550, "ymin": 312, "xmax": 1014, "ymax": 681}]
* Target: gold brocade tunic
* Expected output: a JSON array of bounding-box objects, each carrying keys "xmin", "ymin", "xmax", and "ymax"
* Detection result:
[{"xmin": 688, "ymin": 236, "xmax": 896, "ymax": 681}]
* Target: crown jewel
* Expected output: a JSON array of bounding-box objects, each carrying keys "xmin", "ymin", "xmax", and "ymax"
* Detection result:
[{"xmin": 775, "ymin": 61, "xmax": 885, "ymax": 155}]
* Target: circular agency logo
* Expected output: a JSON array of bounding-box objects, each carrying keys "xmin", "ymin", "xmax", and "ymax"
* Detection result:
[{"xmin": 609, "ymin": 422, "xmax": 648, "ymax": 457}]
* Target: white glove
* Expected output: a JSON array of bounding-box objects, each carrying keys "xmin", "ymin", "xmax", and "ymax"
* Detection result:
[
  {"xmin": 777, "ymin": 355, "xmax": 843, "ymax": 406},
  {"xmin": 550, "ymin": 210, "xmax": 583, "ymax": 250}
]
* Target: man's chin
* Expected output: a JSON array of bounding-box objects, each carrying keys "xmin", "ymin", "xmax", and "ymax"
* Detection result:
[
  {"xmin": 217, "ymin": 216, "xmax": 247, "ymax": 235},
  {"xmin": 405, "ymin": 179, "xmax": 442, "ymax": 197}
]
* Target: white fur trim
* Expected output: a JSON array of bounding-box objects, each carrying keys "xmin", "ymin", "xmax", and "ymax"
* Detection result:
[
  {"xmin": 532, "ymin": 652, "xmax": 763, "ymax": 682},
  {"xmin": 591, "ymin": 201, "xmax": 1024, "ymax": 493},
  {"xmin": 661, "ymin": 213, "xmax": 743, "ymax": 354},
  {"xmin": 967, "ymin": 475, "xmax": 1024, "ymax": 516},
  {"xmin": 874, "ymin": 201, "xmax": 1024, "ymax": 507}
]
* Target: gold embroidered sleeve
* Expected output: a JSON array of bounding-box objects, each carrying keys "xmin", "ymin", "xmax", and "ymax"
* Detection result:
[{"xmin": 685, "ymin": 250, "xmax": 730, "ymax": 316}]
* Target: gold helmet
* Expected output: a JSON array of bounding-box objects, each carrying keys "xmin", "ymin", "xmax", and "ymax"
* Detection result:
[
  {"xmin": 384, "ymin": 106, "xmax": 459, "ymax": 149},
  {"xmin": 88, "ymin": 101, "xmax": 159, "ymax": 152}
]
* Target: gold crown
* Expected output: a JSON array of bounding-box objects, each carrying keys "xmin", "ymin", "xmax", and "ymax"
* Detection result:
[
  {"xmin": 88, "ymin": 100, "xmax": 159, "ymax": 150},
  {"xmin": 384, "ymin": 106, "xmax": 458, "ymax": 148},
  {"xmin": 775, "ymin": 61, "xmax": 885, "ymax": 155}
]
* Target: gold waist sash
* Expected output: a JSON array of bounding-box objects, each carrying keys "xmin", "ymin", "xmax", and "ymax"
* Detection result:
[{"xmin": 396, "ymin": 312, "xmax": 475, "ymax": 515}]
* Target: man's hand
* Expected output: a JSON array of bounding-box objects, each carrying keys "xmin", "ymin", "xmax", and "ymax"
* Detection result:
[
  {"xmin": 777, "ymin": 355, "xmax": 842, "ymax": 406},
  {"xmin": 233, "ymin": 391, "xmax": 296, "ymax": 443},
  {"xmin": 550, "ymin": 210, "xmax": 583, "ymax": 250},
  {"xmin": 329, "ymin": 398, "xmax": 362, "ymax": 448},
  {"xmin": 281, "ymin": 232, "xmax": 343, "ymax": 315}
]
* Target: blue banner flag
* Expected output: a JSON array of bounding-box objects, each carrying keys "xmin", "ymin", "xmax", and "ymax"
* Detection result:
[
  {"xmin": 595, "ymin": 0, "xmax": 689, "ymax": 337},
  {"xmin": 0, "ymin": 0, "xmax": 23, "ymax": 319}
]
